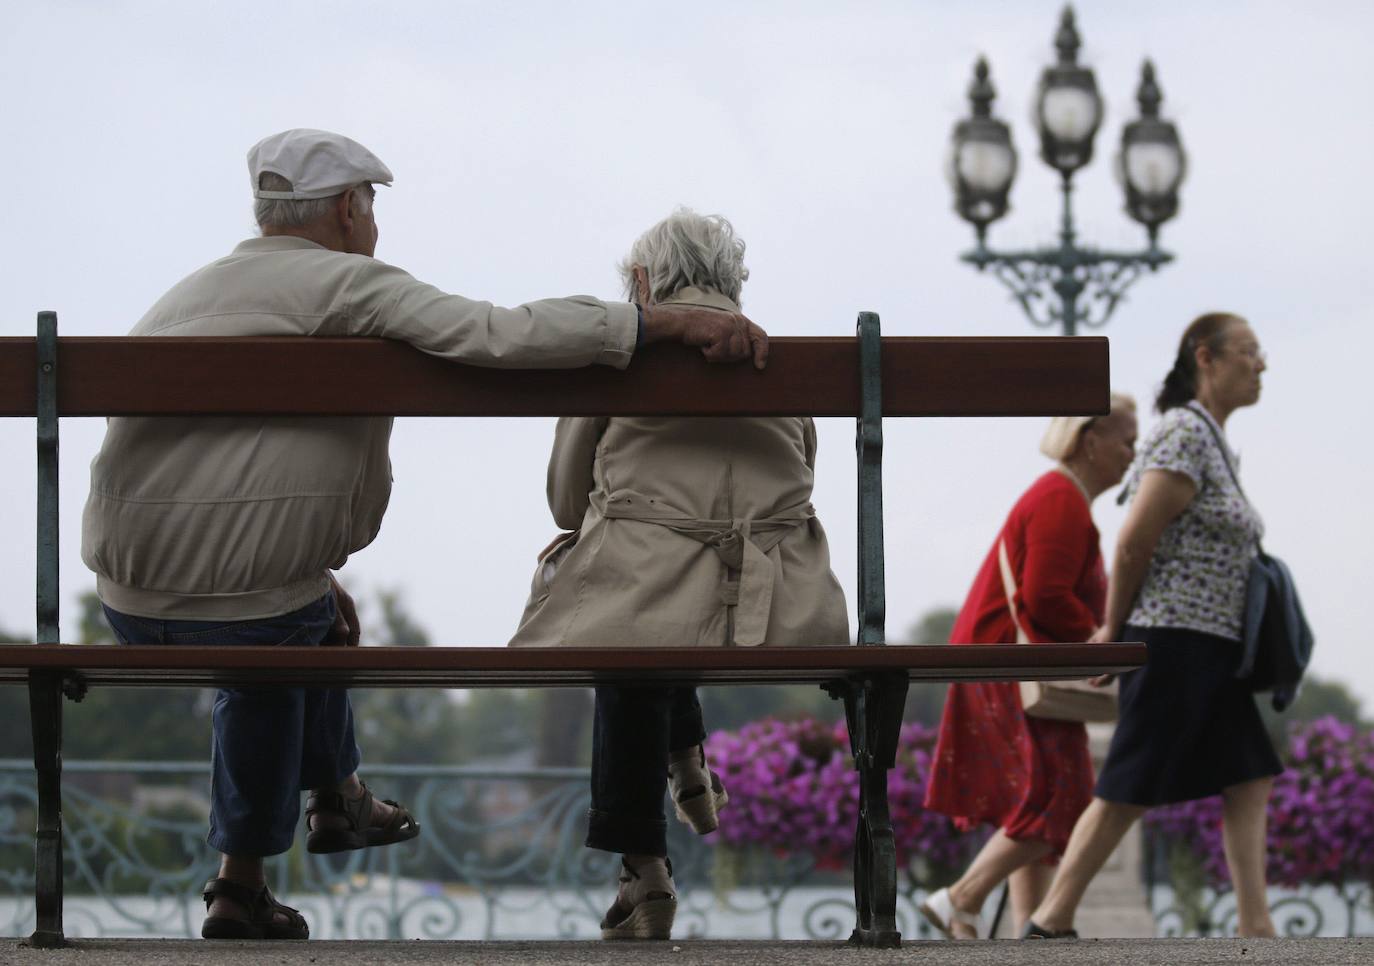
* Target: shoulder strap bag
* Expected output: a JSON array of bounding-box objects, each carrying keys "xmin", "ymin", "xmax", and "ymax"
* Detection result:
[
  {"xmin": 999, "ymin": 537, "xmax": 1118, "ymax": 723},
  {"xmin": 1184, "ymin": 404, "xmax": 1314, "ymax": 711}
]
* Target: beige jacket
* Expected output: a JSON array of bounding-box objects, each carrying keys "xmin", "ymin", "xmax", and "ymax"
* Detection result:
[
  {"xmin": 510, "ymin": 287, "xmax": 849, "ymax": 649},
  {"xmin": 83, "ymin": 235, "xmax": 638, "ymax": 620}
]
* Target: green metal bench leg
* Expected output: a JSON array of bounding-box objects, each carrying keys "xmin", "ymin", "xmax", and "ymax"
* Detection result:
[
  {"xmin": 845, "ymin": 309, "xmax": 906, "ymax": 946},
  {"xmin": 28, "ymin": 311, "xmax": 67, "ymax": 948},
  {"xmin": 36, "ymin": 310, "xmax": 59, "ymax": 647},
  {"xmin": 854, "ymin": 312, "xmax": 884, "ymax": 648},
  {"xmin": 829, "ymin": 673, "xmax": 908, "ymax": 948},
  {"xmin": 28, "ymin": 670, "xmax": 66, "ymax": 948}
]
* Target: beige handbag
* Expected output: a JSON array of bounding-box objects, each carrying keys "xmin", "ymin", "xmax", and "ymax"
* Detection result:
[{"xmin": 998, "ymin": 538, "xmax": 1118, "ymax": 723}]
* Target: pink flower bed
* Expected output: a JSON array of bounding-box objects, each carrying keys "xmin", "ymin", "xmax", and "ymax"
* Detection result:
[
  {"xmin": 704, "ymin": 717, "xmax": 977, "ymax": 870},
  {"xmin": 1146, "ymin": 717, "xmax": 1374, "ymax": 888}
]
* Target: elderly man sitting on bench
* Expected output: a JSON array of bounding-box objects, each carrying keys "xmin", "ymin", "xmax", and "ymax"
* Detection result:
[{"xmin": 82, "ymin": 131, "xmax": 768, "ymax": 942}]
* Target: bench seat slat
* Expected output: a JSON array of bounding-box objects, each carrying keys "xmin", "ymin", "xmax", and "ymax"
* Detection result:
[
  {"xmin": 0, "ymin": 643, "xmax": 1145, "ymax": 688},
  {"xmin": 0, "ymin": 336, "xmax": 1108, "ymax": 418}
]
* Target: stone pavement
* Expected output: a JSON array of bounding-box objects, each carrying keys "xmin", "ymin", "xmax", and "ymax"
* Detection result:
[{"xmin": 0, "ymin": 939, "xmax": 1370, "ymax": 966}]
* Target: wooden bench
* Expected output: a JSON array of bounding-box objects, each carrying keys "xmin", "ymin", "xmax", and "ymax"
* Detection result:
[{"xmin": 0, "ymin": 312, "xmax": 1145, "ymax": 949}]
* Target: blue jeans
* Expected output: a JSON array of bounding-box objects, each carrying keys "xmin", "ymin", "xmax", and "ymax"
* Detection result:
[
  {"xmin": 103, "ymin": 593, "xmax": 361, "ymax": 857},
  {"xmin": 587, "ymin": 686, "xmax": 706, "ymax": 857}
]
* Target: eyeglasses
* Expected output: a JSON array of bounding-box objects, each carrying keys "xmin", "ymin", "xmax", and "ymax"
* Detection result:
[{"xmin": 1221, "ymin": 345, "xmax": 1266, "ymax": 364}]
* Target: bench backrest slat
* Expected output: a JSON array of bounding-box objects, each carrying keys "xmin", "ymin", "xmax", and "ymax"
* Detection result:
[
  {"xmin": 0, "ymin": 643, "xmax": 1148, "ymax": 688},
  {"xmin": 0, "ymin": 335, "xmax": 1108, "ymax": 417}
]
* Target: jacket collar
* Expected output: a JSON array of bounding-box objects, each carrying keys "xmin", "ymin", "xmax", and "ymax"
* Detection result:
[
  {"xmin": 662, "ymin": 285, "xmax": 740, "ymax": 313},
  {"xmin": 232, "ymin": 235, "xmax": 331, "ymax": 255}
]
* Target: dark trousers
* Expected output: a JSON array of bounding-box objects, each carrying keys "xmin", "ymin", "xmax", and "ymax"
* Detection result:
[
  {"xmin": 103, "ymin": 592, "xmax": 360, "ymax": 856},
  {"xmin": 587, "ymin": 685, "xmax": 706, "ymax": 857}
]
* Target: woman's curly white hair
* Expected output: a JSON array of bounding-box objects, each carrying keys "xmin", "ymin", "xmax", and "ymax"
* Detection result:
[{"xmin": 618, "ymin": 207, "xmax": 749, "ymax": 306}]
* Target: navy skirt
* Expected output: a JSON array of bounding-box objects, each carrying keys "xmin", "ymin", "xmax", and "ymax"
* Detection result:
[{"xmin": 1095, "ymin": 625, "xmax": 1284, "ymax": 806}]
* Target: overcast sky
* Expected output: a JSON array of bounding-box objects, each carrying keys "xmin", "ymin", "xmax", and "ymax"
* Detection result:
[{"xmin": 2, "ymin": 1, "xmax": 1369, "ymax": 703}]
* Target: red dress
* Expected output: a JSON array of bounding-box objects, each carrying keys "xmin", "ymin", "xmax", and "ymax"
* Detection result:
[{"xmin": 924, "ymin": 470, "xmax": 1106, "ymax": 855}]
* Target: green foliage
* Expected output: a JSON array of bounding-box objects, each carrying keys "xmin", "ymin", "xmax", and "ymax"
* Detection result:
[
  {"xmin": 349, "ymin": 586, "xmax": 553, "ymax": 765},
  {"xmin": 899, "ymin": 606, "xmax": 960, "ymax": 726},
  {"xmin": 698, "ymin": 606, "xmax": 965, "ymax": 732},
  {"xmin": 0, "ymin": 587, "xmax": 561, "ymax": 768},
  {"xmin": 699, "ymin": 685, "xmax": 837, "ymax": 733},
  {"xmin": 364, "ymin": 588, "xmax": 431, "ymax": 646},
  {"xmin": 0, "ymin": 621, "xmax": 31, "ymax": 755},
  {"xmin": 0, "ymin": 593, "xmax": 212, "ymax": 760},
  {"xmin": 907, "ymin": 607, "xmax": 957, "ymax": 646},
  {"xmin": 1167, "ymin": 840, "xmax": 1210, "ymax": 935},
  {"xmin": 1261, "ymin": 675, "xmax": 1367, "ymax": 747}
]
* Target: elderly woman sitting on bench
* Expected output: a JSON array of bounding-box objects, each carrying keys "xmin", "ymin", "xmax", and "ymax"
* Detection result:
[{"xmin": 510, "ymin": 208, "xmax": 849, "ymax": 941}]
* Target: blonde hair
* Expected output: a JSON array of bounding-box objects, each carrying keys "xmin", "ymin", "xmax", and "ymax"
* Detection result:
[{"xmin": 1039, "ymin": 392, "xmax": 1137, "ymax": 461}]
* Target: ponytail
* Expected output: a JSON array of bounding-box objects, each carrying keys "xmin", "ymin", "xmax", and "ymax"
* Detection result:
[
  {"xmin": 1155, "ymin": 312, "xmax": 1245, "ymax": 413},
  {"xmin": 1156, "ymin": 356, "xmax": 1197, "ymax": 412}
]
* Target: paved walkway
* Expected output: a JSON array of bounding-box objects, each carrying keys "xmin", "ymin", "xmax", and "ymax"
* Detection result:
[{"xmin": 1, "ymin": 938, "xmax": 1371, "ymax": 966}]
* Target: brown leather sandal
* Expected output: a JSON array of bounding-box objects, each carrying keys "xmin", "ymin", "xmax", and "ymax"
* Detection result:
[
  {"xmin": 304, "ymin": 782, "xmax": 420, "ymax": 854},
  {"xmin": 201, "ymin": 877, "xmax": 308, "ymax": 940}
]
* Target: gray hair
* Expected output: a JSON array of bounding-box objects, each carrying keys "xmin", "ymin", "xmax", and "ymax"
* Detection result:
[
  {"xmin": 253, "ymin": 173, "xmax": 374, "ymax": 231},
  {"xmin": 618, "ymin": 208, "xmax": 749, "ymax": 305}
]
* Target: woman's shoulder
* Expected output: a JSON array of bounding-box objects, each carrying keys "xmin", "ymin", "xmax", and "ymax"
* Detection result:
[
  {"xmin": 1147, "ymin": 405, "xmax": 1207, "ymax": 442},
  {"xmin": 1014, "ymin": 471, "xmax": 1090, "ymax": 520},
  {"xmin": 1125, "ymin": 405, "xmax": 1220, "ymax": 492},
  {"xmin": 1141, "ymin": 405, "xmax": 1213, "ymax": 459},
  {"xmin": 1024, "ymin": 469, "xmax": 1080, "ymax": 497}
]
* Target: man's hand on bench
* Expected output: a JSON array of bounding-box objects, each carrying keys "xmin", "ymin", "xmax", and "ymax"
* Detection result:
[
  {"xmin": 324, "ymin": 574, "xmax": 361, "ymax": 647},
  {"xmin": 641, "ymin": 303, "xmax": 769, "ymax": 369}
]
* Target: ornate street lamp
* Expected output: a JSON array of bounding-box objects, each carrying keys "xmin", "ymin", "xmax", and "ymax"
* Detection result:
[
  {"xmin": 950, "ymin": 6, "xmax": 1186, "ymax": 335},
  {"xmin": 1034, "ymin": 8, "xmax": 1102, "ymax": 176},
  {"xmin": 947, "ymin": 58, "xmax": 1017, "ymax": 231},
  {"xmin": 1117, "ymin": 60, "xmax": 1186, "ymax": 239}
]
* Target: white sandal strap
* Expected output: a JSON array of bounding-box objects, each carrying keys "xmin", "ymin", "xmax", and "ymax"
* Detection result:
[{"xmin": 948, "ymin": 905, "xmax": 982, "ymax": 928}]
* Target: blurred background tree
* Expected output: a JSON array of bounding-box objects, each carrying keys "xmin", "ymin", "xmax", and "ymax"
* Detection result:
[
  {"xmin": 0, "ymin": 596, "xmax": 1360, "ymax": 767},
  {"xmin": 899, "ymin": 606, "xmax": 958, "ymax": 725}
]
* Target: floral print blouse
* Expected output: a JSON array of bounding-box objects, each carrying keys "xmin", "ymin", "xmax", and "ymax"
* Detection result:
[{"xmin": 1123, "ymin": 402, "xmax": 1264, "ymax": 642}]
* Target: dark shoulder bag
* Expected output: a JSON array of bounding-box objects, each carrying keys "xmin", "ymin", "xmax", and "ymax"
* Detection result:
[{"xmin": 1187, "ymin": 405, "xmax": 1314, "ymax": 711}]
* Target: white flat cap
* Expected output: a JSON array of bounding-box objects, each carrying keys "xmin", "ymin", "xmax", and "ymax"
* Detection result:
[{"xmin": 248, "ymin": 128, "xmax": 393, "ymax": 200}]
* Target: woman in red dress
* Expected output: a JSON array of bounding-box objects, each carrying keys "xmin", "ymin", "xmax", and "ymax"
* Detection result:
[{"xmin": 920, "ymin": 394, "xmax": 1137, "ymax": 939}]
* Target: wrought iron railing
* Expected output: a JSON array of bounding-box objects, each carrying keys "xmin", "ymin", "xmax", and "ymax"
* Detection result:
[
  {"xmin": 0, "ymin": 760, "xmax": 958, "ymax": 941},
  {"xmin": 1148, "ymin": 883, "xmax": 1374, "ymax": 938},
  {"xmin": 3, "ymin": 760, "xmax": 1368, "ymax": 939},
  {"xmin": 1142, "ymin": 831, "xmax": 1374, "ymax": 938}
]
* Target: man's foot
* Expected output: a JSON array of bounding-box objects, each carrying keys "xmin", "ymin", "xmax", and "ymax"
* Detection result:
[
  {"xmin": 202, "ymin": 877, "xmax": 308, "ymax": 940},
  {"xmin": 601, "ymin": 855, "xmax": 677, "ymax": 940},
  {"xmin": 668, "ymin": 745, "xmax": 729, "ymax": 835},
  {"xmin": 305, "ymin": 781, "xmax": 420, "ymax": 854}
]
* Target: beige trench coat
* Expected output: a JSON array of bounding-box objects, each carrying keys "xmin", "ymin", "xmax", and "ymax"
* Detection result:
[{"xmin": 509, "ymin": 287, "xmax": 850, "ymax": 649}]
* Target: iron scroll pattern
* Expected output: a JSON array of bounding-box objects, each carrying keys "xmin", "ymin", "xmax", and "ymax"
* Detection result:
[
  {"xmin": 3, "ymin": 762, "xmax": 1365, "ymax": 939},
  {"xmin": 1142, "ymin": 831, "xmax": 1374, "ymax": 939},
  {"xmin": 964, "ymin": 243, "xmax": 1166, "ymax": 334},
  {"xmin": 0, "ymin": 760, "xmax": 954, "ymax": 941},
  {"xmin": 1148, "ymin": 882, "xmax": 1373, "ymax": 938}
]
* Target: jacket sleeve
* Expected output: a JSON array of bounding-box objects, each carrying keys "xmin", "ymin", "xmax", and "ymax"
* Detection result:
[
  {"xmin": 546, "ymin": 417, "xmax": 608, "ymax": 530},
  {"xmin": 1018, "ymin": 487, "xmax": 1099, "ymax": 643},
  {"xmin": 343, "ymin": 258, "xmax": 638, "ymax": 369}
]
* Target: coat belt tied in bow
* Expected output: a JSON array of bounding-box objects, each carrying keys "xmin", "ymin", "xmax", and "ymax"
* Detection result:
[{"xmin": 594, "ymin": 492, "xmax": 815, "ymax": 646}]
